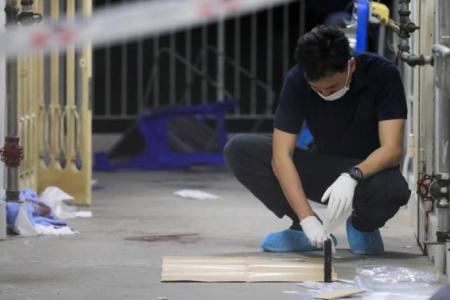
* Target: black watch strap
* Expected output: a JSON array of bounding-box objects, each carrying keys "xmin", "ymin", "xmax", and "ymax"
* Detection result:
[{"xmin": 347, "ymin": 166, "xmax": 364, "ymax": 182}]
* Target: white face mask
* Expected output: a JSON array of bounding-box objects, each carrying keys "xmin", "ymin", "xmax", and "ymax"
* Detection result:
[{"xmin": 315, "ymin": 63, "xmax": 352, "ymax": 101}]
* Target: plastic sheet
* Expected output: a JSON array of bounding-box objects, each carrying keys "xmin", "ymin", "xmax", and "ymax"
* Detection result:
[
  {"xmin": 283, "ymin": 281, "xmax": 360, "ymax": 299},
  {"xmin": 355, "ymin": 265, "xmax": 439, "ymax": 291},
  {"xmin": 283, "ymin": 265, "xmax": 442, "ymax": 299},
  {"xmin": 7, "ymin": 188, "xmax": 81, "ymax": 236}
]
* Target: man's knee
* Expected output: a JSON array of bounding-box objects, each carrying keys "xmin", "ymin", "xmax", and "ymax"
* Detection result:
[
  {"xmin": 224, "ymin": 134, "xmax": 250, "ymax": 168},
  {"xmin": 352, "ymin": 169, "xmax": 411, "ymax": 231},
  {"xmin": 224, "ymin": 134, "xmax": 274, "ymax": 180},
  {"xmin": 352, "ymin": 203, "xmax": 400, "ymax": 232},
  {"xmin": 356, "ymin": 169, "xmax": 410, "ymax": 206}
]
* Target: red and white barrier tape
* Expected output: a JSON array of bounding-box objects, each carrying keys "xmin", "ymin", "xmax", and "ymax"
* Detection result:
[{"xmin": 0, "ymin": 0, "xmax": 294, "ymax": 58}]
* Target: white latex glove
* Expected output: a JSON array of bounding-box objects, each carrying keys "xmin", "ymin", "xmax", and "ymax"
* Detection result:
[
  {"xmin": 321, "ymin": 173, "xmax": 357, "ymax": 235},
  {"xmin": 300, "ymin": 215, "xmax": 325, "ymax": 248}
]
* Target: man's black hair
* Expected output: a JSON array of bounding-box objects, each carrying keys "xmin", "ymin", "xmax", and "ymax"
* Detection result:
[{"xmin": 295, "ymin": 25, "xmax": 351, "ymax": 81}]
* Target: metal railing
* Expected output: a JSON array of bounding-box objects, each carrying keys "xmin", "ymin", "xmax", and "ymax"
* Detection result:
[
  {"xmin": 6, "ymin": 0, "xmax": 93, "ymax": 205},
  {"xmin": 93, "ymin": 0, "xmax": 305, "ymax": 131}
]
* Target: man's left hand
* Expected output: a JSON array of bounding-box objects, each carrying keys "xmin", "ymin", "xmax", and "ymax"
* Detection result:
[{"xmin": 321, "ymin": 173, "xmax": 357, "ymax": 233}]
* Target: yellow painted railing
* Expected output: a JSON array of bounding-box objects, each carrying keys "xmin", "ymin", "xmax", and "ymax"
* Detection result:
[{"xmin": 18, "ymin": 0, "xmax": 92, "ymax": 205}]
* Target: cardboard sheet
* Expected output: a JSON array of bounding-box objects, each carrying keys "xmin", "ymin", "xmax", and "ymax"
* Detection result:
[
  {"xmin": 161, "ymin": 256, "xmax": 337, "ymax": 282},
  {"xmin": 315, "ymin": 288, "xmax": 366, "ymax": 299}
]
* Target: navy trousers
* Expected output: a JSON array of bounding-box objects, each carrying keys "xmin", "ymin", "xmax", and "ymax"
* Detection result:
[{"xmin": 224, "ymin": 134, "xmax": 411, "ymax": 232}]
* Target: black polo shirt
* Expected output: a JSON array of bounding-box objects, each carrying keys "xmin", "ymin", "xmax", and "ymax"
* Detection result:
[{"xmin": 274, "ymin": 52, "xmax": 407, "ymax": 160}]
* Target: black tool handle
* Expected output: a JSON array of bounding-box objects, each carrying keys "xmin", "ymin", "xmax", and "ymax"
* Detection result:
[{"xmin": 324, "ymin": 238, "xmax": 332, "ymax": 282}]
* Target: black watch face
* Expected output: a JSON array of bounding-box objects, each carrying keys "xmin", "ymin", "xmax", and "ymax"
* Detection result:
[{"xmin": 350, "ymin": 167, "xmax": 363, "ymax": 181}]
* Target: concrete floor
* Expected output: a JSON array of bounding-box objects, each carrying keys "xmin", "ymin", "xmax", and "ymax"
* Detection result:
[{"xmin": 0, "ymin": 168, "xmax": 443, "ymax": 299}]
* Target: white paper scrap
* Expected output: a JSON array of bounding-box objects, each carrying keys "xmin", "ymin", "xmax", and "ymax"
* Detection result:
[
  {"xmin": 173, "ymin": 190, "xmax": 219, "ymax": 200},
  {"xmin": 74, "ymin": 211, "xmax": 92, "ymax": 218},
  {"xmin": 35, "ymin": 224, "xmax": 79, "ymax": 236}
]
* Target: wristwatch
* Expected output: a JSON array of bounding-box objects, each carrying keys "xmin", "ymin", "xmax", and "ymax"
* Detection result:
[{"xmin": 346, "ymin": 166, "xmax": 364, "ymax": 182}]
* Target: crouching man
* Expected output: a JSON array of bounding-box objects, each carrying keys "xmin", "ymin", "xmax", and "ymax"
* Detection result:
[{"xmin": 225, "ymin": 25, "xmax": 410, "ymax": 255}]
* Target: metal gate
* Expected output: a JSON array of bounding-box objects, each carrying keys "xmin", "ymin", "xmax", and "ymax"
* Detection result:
[{"xmin": 10, "ymin": 0, "xmax": 93, "ymax": 205}]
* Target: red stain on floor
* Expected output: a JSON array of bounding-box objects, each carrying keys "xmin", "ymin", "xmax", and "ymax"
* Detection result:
[{"xmin": 125, "ymin": 233, "xmax": 201, "ymax": 244}]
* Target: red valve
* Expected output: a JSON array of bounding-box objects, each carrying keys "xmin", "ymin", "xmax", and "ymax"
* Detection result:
[{"xmin": 0, "ymin": 137, "xmax": 24, "ymax": 167}]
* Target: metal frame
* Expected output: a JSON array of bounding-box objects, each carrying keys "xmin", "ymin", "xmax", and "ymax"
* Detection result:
[
  {"xmin": 404, "ymin": 0, "xmax": 450, "ymax": 276},
  {"xmin": 93, "ymin": 1, "xmax": 305, "ymax": 129},
  {"xmin": 33, "ymin": 0, "xmax": 92, "ymax": 205}
]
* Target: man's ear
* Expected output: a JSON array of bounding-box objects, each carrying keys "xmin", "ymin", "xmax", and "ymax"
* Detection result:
[{"xmin": 349, "ymin": 57, "xmax": 357, "ymax": 74}]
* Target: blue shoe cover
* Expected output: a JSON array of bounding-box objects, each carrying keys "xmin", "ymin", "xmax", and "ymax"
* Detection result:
[
  {"xmin": 261, "ymin": 229, "xmax": 337, "ymax": 252},
  {"xmin": 346, "ymin": 218, "xmax": 384, "ymax": 255}
]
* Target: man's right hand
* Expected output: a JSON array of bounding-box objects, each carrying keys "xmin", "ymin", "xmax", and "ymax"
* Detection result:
[{"xmin": 300, "ymin": 215, "xmax": 325, "ymax": 248}]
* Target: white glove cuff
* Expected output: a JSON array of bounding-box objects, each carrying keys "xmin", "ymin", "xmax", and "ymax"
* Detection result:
[{"xmin": 300, "ymin": 215, "xmax": 320, "ymax": 227}]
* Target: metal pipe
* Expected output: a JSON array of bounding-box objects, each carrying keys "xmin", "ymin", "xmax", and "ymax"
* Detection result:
[
  {"xmin": 250, "ymin": 12, "xmax": 256, "ymax": 114},
  {"xmin": 3, "ymin": 0, "xmax": 21, "ymax": 202},
  {"xmin": 5, "ymin": 0, "xmax": 18, "ymax": 25},
  {"xmin": 20, "ymin": 0, "xmax": 32, "ymax": 9},
  {"xmin": 397, "ymin": 0, "xmax": 412, "ymax": 53},
  {"xmin": 433, "ymin": 84, "xmax": 450, "ymax": 177},
  {"xmin": 121, "ymin": 41, "xmax": 127, "ymax": 115},
  {"xmin": 104, "ymin": 0, "xmax": 111, "ymax": 116},
  {"xmin": 400, "ymin": 53, "xmax": 433, "ymax": 67},
  {"xmin": 185, "ymin": 29, "xmax": 191, "ymax": 106},
  {"xmin": 377, "ymin": 24, "xmax": 386, "ymax": 56},
  {"xmin": 217, "ymin": 17, "xmax": 225, "ymax": 102},
  {"xmin": 266, "ymin": 5, "xmax": 273, "ymax": 115},
  {"xmin": 355, "ymin": 0, "xmax": 370, "ymax": 53},
  {"xmin": 19, "ymin": 0, "xmax": 33, "ymax": 20},
  {"xmin": 169, "ymin": 31, "xmax": 175, "ymax": 105},
  {"xmin": 397, "ymin": 0, "xmax": 420, "ymax": 54},
  {"xmin": 154, "ymin": 35, "xmax": 159, "ymax": 107},
  {"xmin": 234, "ymin": 17, "xmax": 241, "ymax": 114},
  {"xmin": 437, "ymin": 0, "xmax": 450, "ymax": 40},
  {"xmin": 392, "ymin": 0, "xmax": 431, "ymax": 68},
  {"xmin": 121, "ymin": 0, "xmax": 127, "ymax": 115},
  {"xmin": 137, "ymin": 35, "xmax": 143, "ymax": 113},
  {"xmin": 4, "ymin": 62, "xmax": 20, "ymax": 201},
  {"xmin": 5, "ymin": 63, "xmax": 17, "ymax": 137},
  {"xmin": 201, "ymin": 25, "xmax": 208, "ymax": 103},
  {"xmin": 432, "ymin": 45, "xmax": 450, "ymax": 178},
  {"xmin": 2, "ymin": 0, "xmax": 41, "ymax": 201},
  {"xmin": 18, "ymin": 0, "xmax": 41, "ymax": 25}
]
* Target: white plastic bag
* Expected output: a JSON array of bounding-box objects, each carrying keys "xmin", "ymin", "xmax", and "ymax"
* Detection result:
[
  {"xmin": 14, "ymin": 203, "xmax": 38, "ymax": 237},
  {"xmin": 355, "ymin": 265, "xmax": 441, "ymax": 299},
  {"xmin": 39, "ymin": 186, "xmax": 92, "ymax": 219}
]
